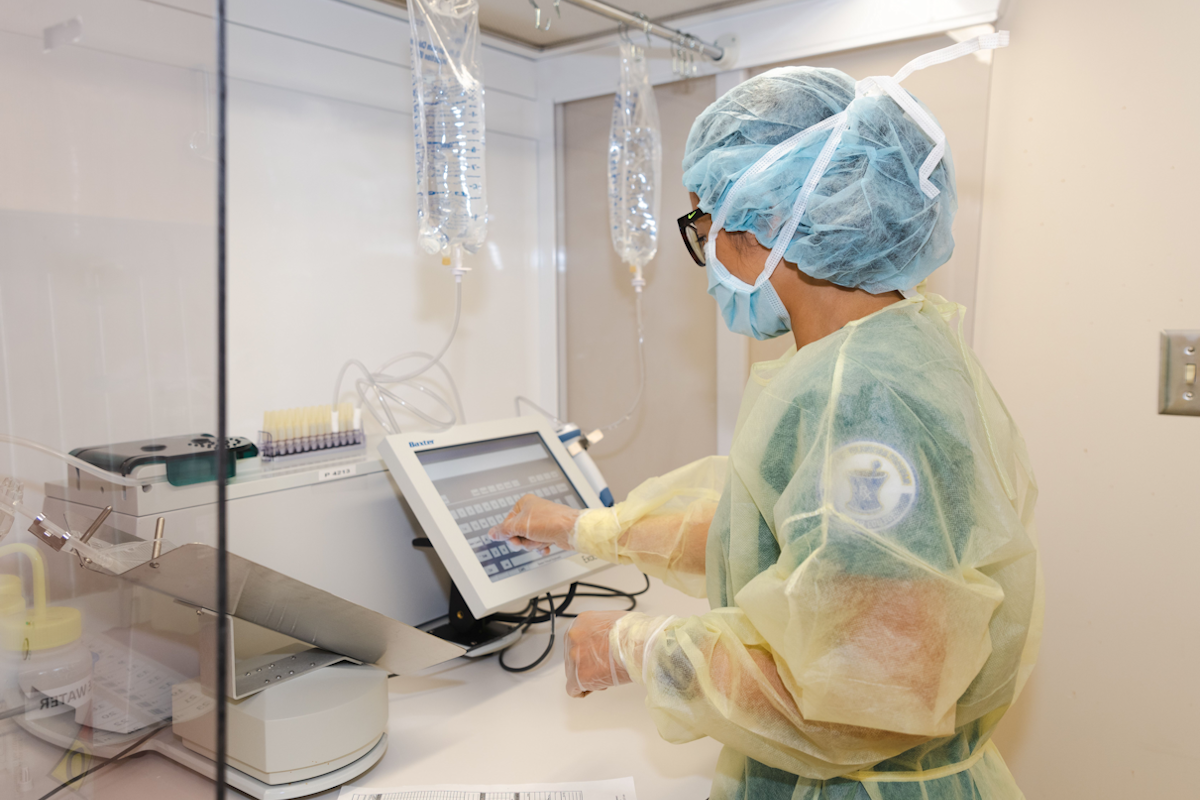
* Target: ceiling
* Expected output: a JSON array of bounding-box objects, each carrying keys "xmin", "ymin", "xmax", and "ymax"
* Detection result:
[{"xmin": 376, "ymin": 0, "xmax": 764, "ymax": 49}]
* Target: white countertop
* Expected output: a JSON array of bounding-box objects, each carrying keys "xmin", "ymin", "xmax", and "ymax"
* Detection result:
[
  {"xmin": 74, "ymin": 565, "xmax": 721, "ymax": 800},
  {"xmin": 314, "ymin": 564, "xmax": 721, "ymax": 799}
]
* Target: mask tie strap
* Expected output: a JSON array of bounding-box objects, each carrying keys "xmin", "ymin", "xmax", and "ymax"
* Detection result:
[
  {"xmin": 861, "ymin": 31, "xmax": 1010, "ymax": 198},
  {"xmin": 761, "ymin": 31, "xmax": 1010, "ymax": 275},
  {"xmin": 759, "ymin": 112, "xmax": 849, "ymax": 282},
  {"xmin": 872, "ymin": 74, "xmax": 948, "ymax": 198},
  {"xmin": 891, "ymin": 30, "xmax": 1010, "ymax": 84},
  {"xmin": 707, "ymin": 112, "xmax": 848, "ymax": 276}
]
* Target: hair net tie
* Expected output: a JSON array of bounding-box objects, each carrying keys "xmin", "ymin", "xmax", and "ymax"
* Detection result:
[
  {"xmin": 689, "ymin": 31, "xmax": 1009, "ymax": 293},
  {"xmin": 856, "ymin": 31, "xmax": 1009, "ymax": 199}
]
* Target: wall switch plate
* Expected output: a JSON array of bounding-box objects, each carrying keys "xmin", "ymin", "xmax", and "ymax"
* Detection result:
[{"xmin": 1159, "ymin": 330, "xmax": 1200, "ymax": 416}]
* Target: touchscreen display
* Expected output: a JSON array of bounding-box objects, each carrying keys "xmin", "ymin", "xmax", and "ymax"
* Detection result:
[{"xmin": 417, "ymin": 433, "xmax": 585, "ymax": 582}]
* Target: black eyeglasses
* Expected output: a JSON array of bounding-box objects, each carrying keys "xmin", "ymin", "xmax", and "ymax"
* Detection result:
[{"xmin": 677, "ymin": 208, "xmax": 710, "ymax": 267}]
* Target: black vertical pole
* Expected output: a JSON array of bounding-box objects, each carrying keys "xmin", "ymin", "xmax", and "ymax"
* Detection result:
[{"xmin": 214, "ymin": 0, "xmax": 229, "ymax": 796}]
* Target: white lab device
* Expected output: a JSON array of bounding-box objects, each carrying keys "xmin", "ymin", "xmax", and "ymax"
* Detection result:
[
  {"xmin": 31, "ymin": 444, "xmax": 466, "ymax": 798},
  {"xmin": 43, "ymin": 454, "xmax": 452, "ymax": 627},
  {"xmin": 379, "ymin": 416, "xmax": 611, "ymax": 620}
]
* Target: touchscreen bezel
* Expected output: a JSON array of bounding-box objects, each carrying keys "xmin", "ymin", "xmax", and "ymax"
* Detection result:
[{"xmin": 379, "ymin": 417, "xmax": 610, "ymax": 619}]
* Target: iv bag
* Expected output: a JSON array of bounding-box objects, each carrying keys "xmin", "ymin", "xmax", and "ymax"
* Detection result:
[
  {"xmin": 608, "ymin": 39, "xmax": 663, "ymax": 272},
  {"xmin": 409, "ymin": 0, "xmax": 488, "ymax": 255}
]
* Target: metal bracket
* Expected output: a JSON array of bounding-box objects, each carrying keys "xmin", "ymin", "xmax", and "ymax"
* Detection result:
[
  {"xmin": 529, "ymin": 0, "xmax": 558, "ymax": 31},
  {"xmin": 27, "ymin": 514, "xmax": 70, "ymax": 551},
  {"xmin": 230, "ymin": 635, "xmax": 357, "ymax": 700},
  {"xmin": 78, "ymin": 505, "xmax": 112, "ymax": 544},
  {"xmin": 106, "ymin": 543, "xmax": 465, "ymax": 678},
  {"xmin": 561, "ymin": 0, "xmax": 735, "ymax": 67}
]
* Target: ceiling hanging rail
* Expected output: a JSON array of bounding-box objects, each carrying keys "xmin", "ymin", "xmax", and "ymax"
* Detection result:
[{"xmin": 559, "ymin": 0, "xmax": 738, "ymax": 67}]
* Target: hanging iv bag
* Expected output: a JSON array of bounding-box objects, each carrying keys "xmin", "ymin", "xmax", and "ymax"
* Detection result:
[
  {"xmin": 410, "ymin": 0, "xmax": 488, "ymax": 255},
  {"xmin": 608, "ymin": 38, "xmax": 662, "ymax": 275}
]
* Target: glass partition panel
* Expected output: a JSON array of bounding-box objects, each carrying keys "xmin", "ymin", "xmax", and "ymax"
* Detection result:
[
  {"xmin": 0, "ymin": 1, "xmax": 226, "ymax": 796},
  {"xmin": 216, "ymin": 0, "xmax": 548, "ymax": 792}
]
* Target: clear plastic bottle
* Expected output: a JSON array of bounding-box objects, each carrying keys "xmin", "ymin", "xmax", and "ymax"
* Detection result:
[{"xmin": 4, "ymin": 637, "xmax": 91, "ymax": 725}]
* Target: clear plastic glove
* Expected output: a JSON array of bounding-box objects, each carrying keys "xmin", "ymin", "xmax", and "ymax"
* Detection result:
[
  {"xmin": 488, "ymin": 494, "xmax": 582, "ymax": 555},
  {"xmin": 564, "ymin": 610, "xmax": 631, "ymax": 697}
]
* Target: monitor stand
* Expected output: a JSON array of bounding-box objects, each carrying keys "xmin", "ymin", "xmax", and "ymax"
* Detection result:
[{"xmin": 413, "ymin": 538, "xmax": 524, "ymax": 657}]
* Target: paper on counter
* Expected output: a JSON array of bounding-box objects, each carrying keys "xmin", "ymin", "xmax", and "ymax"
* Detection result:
[{"xmin": 338, "ymin": 776, "xmax": 637, "ymax": 800}]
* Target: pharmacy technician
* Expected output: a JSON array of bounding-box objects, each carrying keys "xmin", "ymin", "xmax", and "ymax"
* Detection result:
[{"xmin": 492, "ymin": 32, "xmax": 1042, "ymax": 800}]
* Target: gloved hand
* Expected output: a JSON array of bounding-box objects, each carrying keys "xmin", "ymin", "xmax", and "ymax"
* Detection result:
[
  {"xmin": 564, "ymin": 610, "xmax": 631, "ymax": 697},
  {"xmin": 489, "ymin": 494, "xmax": 582, "ymax": 554}
]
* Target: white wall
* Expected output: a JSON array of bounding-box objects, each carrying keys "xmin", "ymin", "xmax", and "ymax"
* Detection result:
[
  {"xmin": 976, "ymin": 1, "xmax": 1200, "ymax": 795},
  {"xmin": 222, "ymin": 0, "xmax": 549, "ymax": 439},
  {"xmin": 0, "ymin": 3, "xmax": 218, "ymax": 494},
  {"xmin": 0, "ymin": 0, "xmax": 554, "ymax": 492}
]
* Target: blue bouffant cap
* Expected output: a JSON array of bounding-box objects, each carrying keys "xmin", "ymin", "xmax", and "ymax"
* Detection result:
[{"xmin": 682, "ymin": 66, "xmax": 958, "ymax": 294}]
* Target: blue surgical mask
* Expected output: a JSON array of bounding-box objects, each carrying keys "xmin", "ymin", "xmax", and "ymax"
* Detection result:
[{"xmin": 705, "ymin": 236, "xmax": 792, "ymax": 340}]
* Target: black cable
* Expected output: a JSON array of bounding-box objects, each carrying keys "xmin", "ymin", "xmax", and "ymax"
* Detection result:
[
  {"xmin": 499, "ymin": 592, "xmax": 557, "ymax": 672},
  {"xmin": 490, "ymin": 581, "xmax": 579, "ymax": 625},
  {"xmin": 550, "ymin": 580, "xmax": 580, "ymax": 617},
  {"xmin": 536, "ymin": 573, "xmax": 651, "ymax": 619},
  {"xmin": 492, "ymin": 573, "xmax": 650, "ymax": 625},
  {"xmin": 35, "ymin": 723, "xmax": 167, "ymax": 800},
  {"xmin": 486, "ymin": 599, "xmax": 541, "ymax": 624},
  {"xmin": 493, "ymin": 573, "xmax": 652, "ymax": 673}
]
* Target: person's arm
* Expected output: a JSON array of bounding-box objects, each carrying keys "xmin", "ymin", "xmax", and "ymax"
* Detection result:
[
  {"xmin": 572, "ymin": 456, "xmax": 726, "ymax": 598},
  {"xmin": 492, "ymin": 456, "xmax": 726, "ymax": 598},
  {"xmin": 592, "ymin": 358, "xmax": 1019, "ymax": 778},
  {"xmin": 608, "ymin": 555, "xmax": 1001, "ymax": 777}
]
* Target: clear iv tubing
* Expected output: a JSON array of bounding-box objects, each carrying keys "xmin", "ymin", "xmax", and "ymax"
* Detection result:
[
  {"xmin": 0, "ymin": 434, "xmax": 156, "ymax": 487},
  {"xmin": 332, "ymin": 274, "xmax": 466, "ymax": 434},
  {"xmin": 597, "ymin": 284, "xmax": 647, "ymax": 433},
  {"xmin": 513, "ymin": 395, "xmax": 563, "ymax": 427},
  {"xmin": 517, "ymin": 284, "xmax": 647, "ymax": 433}
]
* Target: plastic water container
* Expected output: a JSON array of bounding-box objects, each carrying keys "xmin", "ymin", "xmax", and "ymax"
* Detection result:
[
  {"xmin": 0, "ymin": 545, "xmax": 92, "ymax": 725},
  {"xmin": 2, "ymin": 633, "xmax": 91, "ymax": 725}
]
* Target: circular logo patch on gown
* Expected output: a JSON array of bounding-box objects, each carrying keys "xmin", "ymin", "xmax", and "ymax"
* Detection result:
[{"xmin": 829, "ymin": 441, "xmax": 917, "ymax": 531}]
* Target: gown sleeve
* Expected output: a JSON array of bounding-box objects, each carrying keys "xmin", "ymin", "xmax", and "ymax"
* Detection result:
[
  {"xmin": 572, "ymin": 455, "xmax": 727, "ymax": 598},
  {"xmin": 604, "ymin": 353, "xmax": 1021, "ymax": 779}
]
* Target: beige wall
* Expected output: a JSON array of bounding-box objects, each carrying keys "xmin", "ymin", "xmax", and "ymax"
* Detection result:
[
  {"xmin": 976, "ymin": 1, "xmax": 1200, "ymax": 796},
  {"xmin": 747, "ymin": 33, "xmax": 994, "ymax": 365},
  {"xmin": 562, "ymin": 77, "xmax": 718, "ymax": 498}
]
